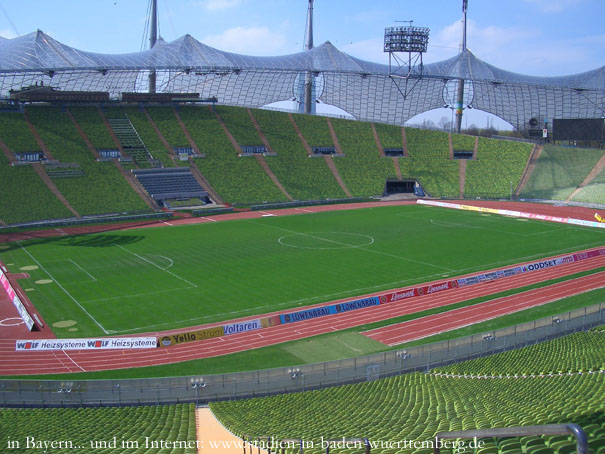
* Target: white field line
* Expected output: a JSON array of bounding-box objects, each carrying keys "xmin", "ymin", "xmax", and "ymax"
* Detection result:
[
  {"xmin": 82, "ymin": 286, "xmax": 194, "ymax": 304},
  {"xmin": 68, "ymin": 258, "xmax": 97, "ymax": 282},
  {"xmin": 18, "ymin": 242, "xmax": 109, "ymax": 334},
  {"xmin": 252, "ymin": 220, "xmax": 455, "ymax": 272},
  {"xmin": 115, "ymin": 244, "xmax": 198, "ymax": 288},
  {"xmin": 111, "ymin": 241, "xmax": 604, "ymax": 334}
]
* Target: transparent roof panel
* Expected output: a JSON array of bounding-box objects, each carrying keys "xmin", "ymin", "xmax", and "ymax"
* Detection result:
[{"xmin": 0, "ymin": 30, "xmax": 603, "ymax": 131}]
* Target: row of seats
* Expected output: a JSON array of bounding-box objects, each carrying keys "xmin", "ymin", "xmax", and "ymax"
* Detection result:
[{"xmin": 134, "ymin": 168, "xmax": 207, "ymax": 200}]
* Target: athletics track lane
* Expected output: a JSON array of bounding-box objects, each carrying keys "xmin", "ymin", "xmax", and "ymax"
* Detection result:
[
  {"xmin": 363, "ymin": 271, "xmax": 605, "ymax": 346},
  {"xmin": 0, "ymin": 253, "xmax": 603, "ymax": 375}
]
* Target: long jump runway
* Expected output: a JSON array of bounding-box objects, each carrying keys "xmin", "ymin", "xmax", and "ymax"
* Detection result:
[{"xmin": 0, "ymin": 251, "xmax": 603, "ymax": 375}]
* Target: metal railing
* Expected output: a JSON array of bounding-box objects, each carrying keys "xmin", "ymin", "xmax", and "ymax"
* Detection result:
[
  {"xmin": 435, "ymin": 424, "xmax": 588, "ymax": 454},
  {"xmin": 0, "ymin": 303, "xmax": 603, "ymax": 407}
]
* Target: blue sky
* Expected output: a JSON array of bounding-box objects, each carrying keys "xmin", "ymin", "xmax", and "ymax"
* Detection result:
[{"xmin": 1, "ymin": 0, "xmax": 603, "ymax": 128}]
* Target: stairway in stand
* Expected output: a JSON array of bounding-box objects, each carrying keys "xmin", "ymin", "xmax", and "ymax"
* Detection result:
[{"xmin": 107, "ymin": 118, "xmax": 153, "ymax": 164}]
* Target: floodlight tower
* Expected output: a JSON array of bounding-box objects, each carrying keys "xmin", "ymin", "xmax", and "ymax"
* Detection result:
[
  {"xmin": 454, "ymin": 0, "xmax": 468, "ymax": 133},
  {"xmin": 148, "ymin": 0, "xmax": 158, "ymax": 93},
  {"xmin": 384, "ymin": 21, "xmax": 430, "ymax": 99},
  {"xmin": 303, "ymin": 0, "xmax": 314, "ymax": 114}
]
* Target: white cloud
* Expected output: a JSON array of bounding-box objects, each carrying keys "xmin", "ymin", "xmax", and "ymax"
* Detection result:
[
  {"xmin": 340, "ymin": 20, "xmax": 536, "ymax": 68},
  {"xmin": 203, "ymin": 26, "xmax": 287, "ymax": 55},
  {"xmin": 431, "ymin": 19, "xmax": 536, "ymax": 62},
  {"xmin": 522, "ymin": 0, "xmax": 582, "ymax": 13},
  {"xmin": 199, "ymin": 0, "xmax": 242, "ymax": 12},
  {"xmin": 332, "ymin": 17, "xmax": 603, "ymax": 77}
]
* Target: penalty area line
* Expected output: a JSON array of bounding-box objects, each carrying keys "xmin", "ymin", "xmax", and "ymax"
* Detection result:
[
  {"xmin": 115, "ymin": 244, "xmax": 198, "ymax": 288},
  {"xmin": 18, "ymin": 242, "xmax": 109, "ymax": 335}
]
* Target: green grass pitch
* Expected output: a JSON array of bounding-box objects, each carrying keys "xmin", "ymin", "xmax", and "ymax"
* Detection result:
[{"xmin": 1, "ymin": 204, "xmax": 603, "ymax": 338}]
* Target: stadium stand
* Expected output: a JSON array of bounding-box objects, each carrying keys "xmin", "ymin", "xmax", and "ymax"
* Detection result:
[
  {"xmin": 330, "ymin": 117, "xmax": 398, "ymax": 197},
  {"xmin": 519, "ymin": 145, "xmax": 604, "ymax": 201},
  {"xmin": 402, "ymin": 128, "xmax": 460, "ymax": 197},
  {"xmin": 433, "ymin": 330, "xmax": 604, "ymax": 376},
  {"xmin": 0, "ymin": 404, "xmax": 197, "ymax": 454},
  {"xmin": 249, "ymin": 108, "xmax": 346, "ymax": 201},
  {"xmin": 105, "ymin": 115, "xmax": 153, "ymax": 165},
  {"xmin": 451, "ymin": 133, "xmax": 476, "ymax": 159},
  {"xmin": 465, "ymin": 138, "xmax": 532, "ymax": 199},
  {"xmin": 179, "ymin": 106, "xmax": 288, "ymax": 205},
  {"xmin": 0, "ymin": 152, "xmax": 73, "ymax": 224},
  {"xmin": 571, "ymin": 167, "xmax": 605, "ymax": 204},
  {"xmin": 120, "ymin": 106, "xmax": 174, "ymax": 167},
  {"xmin": 292, "ymin": 112, "xmax": 336, "ymax": 154},
  {"xmin": 374, "ymin": 123, "xmax": 405, "ymax": 154},
  {"xmin": 68, "ymin": 106, "xmax": 119, "ymax": 152},
  {"xmin": 216, "ymin": 105, "xmax": 264, "ymax": 149},
  {"xmin": 133, "ymin": 167, "xmax": 209, "ymax": 202},
  {"xmin": 211, "ymin": 327, "xmax": 605, "ymax": 454},
  {"xmin": 0, "ymin": 111, "xmax": 43, "ymax": 155},
  {"xmin": 145, "ymin": 106, "xmax": 191, "ymax": 161},
  {"xmin": 24, "ymin": 106, "xmax": 150, "ymax": 216},
  {"xmin": 5, "ymin": 104, "xmax": 601, "ymax": 223}
]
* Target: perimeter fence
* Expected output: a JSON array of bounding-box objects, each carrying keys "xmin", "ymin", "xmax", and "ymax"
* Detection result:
[{"xmin": 1, "ymin": 303, "xmax": 603, "ymax": 408}]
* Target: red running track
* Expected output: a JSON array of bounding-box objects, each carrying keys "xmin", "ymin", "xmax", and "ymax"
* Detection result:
[
  {"xmin": 363, "ymin": 271, "xmax": 605, "ymax": 346},
  {"xmin": 1, "ymin": 253, "xmax": 603, "ymax": 375}
]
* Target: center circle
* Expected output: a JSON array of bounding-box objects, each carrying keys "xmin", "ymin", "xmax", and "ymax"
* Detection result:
[{"xmin": 278, "ymin": 232, "xmax": 374, "ymax": 250}]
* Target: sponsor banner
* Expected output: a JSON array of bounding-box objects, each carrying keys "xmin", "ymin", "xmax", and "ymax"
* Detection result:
[
  {"xmin": 573, "ymin": 249, "xmax": 602, "ymax": 261},
  {"xmin": 263, "ymin": 315, "xmax": 282, "ymax": 328},
  {"xmin": 335, "ymin": 297, "xmax": 380, "ymax": 313},
  {"xmin": 463, "ymin": 275, "xmax": 479, "ymax": 286},
  {"xmin": 280, "ymin": 306, "xmax": 335, "ymax": 324},
  {"xmin": 521, "ymin": 257, "xmax": 568, "ymax": 273},
  {"xmin": 454, "ymin": 247, "xmax": 602, "ymax": 292},
  {"xmin": 550, "ymin": 216, "xmax": 568, "ymax": 224},
  {"xmin": 0, "ymin": 269, "xmax": 35, "ymax": 331},
  {"xmin": 418, "ymin": 281, "xmax": 452, "ymax": 295},
  {"xmin": 417, "ymin": 200, "xmax": 461, "ymax": 210},
  {"xmin": 223, "ymin": 319, "xmax": 262, "ymax": 336},
  {"xmin": 280, "ymin": 296, "xmax": 382, "ymax": 325},
  {"xmin": 484, "ymin": 272, "xmax": 499, "ymax": 281},
  {"xmin": 158, "ymin": 326, "xmax": 225, "ymax": 347},
  {"xmin": 381, "ymin": 288, "xmax": 417, "ymax": 304},
  {"xmin": 418, "ymin": 199, "xmax": 605, "ymax": 229},
  {"xmin": 16, "ymin": 337, "xmax": 156, "ymax": 351},
  {"xmin": 503, "ymin": 268, "xmax": 517, "ymax": 278},
  {"xmin": 568, "ymin": 218, "xmax": 605, "ymax": 229},
  {"xmin": 476, "ymin": 207, "xmax": 500, "ymax": 215},
  {"xmin": 499, "ymin": 210, "xmax": 523, "ymax": 218}
]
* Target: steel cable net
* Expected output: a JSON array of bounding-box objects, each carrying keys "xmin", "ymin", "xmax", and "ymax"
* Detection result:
[{"xmin": 1, "ymin": 30, "xmax": 603, "ymax": 130}]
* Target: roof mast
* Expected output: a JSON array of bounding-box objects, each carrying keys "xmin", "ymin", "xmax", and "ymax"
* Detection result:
[
  {"xmin": 455, "ymin": 0, "xmax": 468, "ymax": 133},
  {"xmin": 148, "ymin": 0, "xmax": 158, "ymax": 93},
  {"xmin": 303, "ymin": 0, "xmax": 314, "ymax": 114}
]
